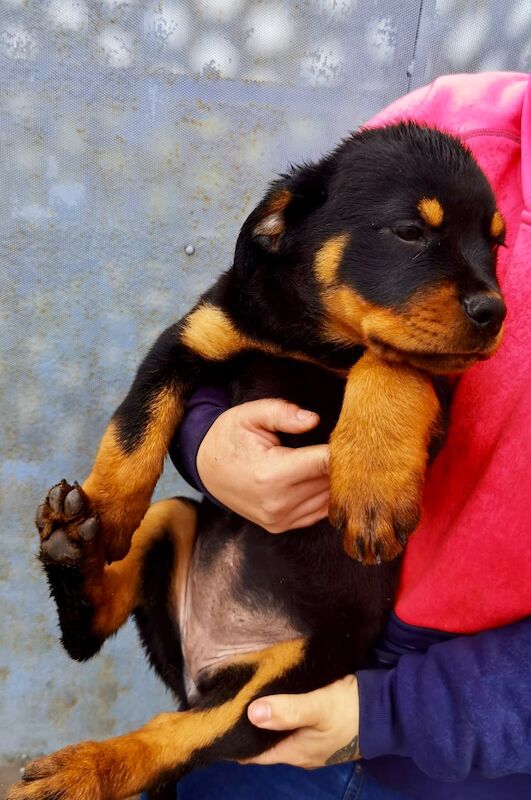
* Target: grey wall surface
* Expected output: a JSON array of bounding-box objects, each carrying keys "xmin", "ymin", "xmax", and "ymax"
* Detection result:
[{"xmin": 1, "ymin": 0, "xmax": 529, "ymax": 761}]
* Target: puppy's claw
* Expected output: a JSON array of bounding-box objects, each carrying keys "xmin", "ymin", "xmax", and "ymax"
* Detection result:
[
  {"xmin": 397, "ymin": 529, "xmax": 409, "ymax": 547},
  {"xmin": 355, "ymin": 536, "xmax": 366, "ymax": 561}
]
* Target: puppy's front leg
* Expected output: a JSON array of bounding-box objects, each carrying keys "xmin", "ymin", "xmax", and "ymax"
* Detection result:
[
  {"xmin": 329, "ymin": 350, "xmax": 441, "ymax": 564},
  {"xmin": 41, "ymin": 301, "xmax": 251, "ymax": 563},
  {"xmin": 79, "ymin": 320, "xmax": 194, "ymax": 562}
]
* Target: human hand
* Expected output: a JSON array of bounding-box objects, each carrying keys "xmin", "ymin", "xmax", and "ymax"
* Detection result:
[
  {"xmin": 242, "ymin": 675, "xmax": 360, "ymax": 768},
  {"xmin": 196, "ymin": 399, "xmax": 330, "ymax": 532}
]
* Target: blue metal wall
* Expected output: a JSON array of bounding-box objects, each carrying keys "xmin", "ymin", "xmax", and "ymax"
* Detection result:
[{"xmin": 1, "ymin": 0, "xmax": 529, "ymax": 760}]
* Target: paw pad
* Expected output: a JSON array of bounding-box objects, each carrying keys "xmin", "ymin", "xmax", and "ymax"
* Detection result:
[
  {"xmin": 78, "ymin": 517, "xmax": 98, "ymax": 542},
  {"xmin": 42, "ymin": 529, "xmax": 80, "ymax": 562},
  {"xmin": 36, "ymin": 481, "xmax": 100, "ymax": 565}
]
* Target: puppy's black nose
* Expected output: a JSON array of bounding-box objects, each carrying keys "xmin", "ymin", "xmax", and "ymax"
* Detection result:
[{"xmin": 463, "ymin": 293, "xmax": 506, "ymax": 332}]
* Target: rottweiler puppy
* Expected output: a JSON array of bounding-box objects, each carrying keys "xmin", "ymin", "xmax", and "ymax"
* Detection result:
[{"xmin": 9, "ymin": 123, "xmax": 506, "ymax": 800}]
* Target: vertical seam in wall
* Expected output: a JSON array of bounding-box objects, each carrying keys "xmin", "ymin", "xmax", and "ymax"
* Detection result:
[{"xmin": 407, "ymin": 0, "xmax": 426, "ymax": 93}]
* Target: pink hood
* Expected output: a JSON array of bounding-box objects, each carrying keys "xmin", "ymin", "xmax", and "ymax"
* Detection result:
[{"xmin": 366, "ymin": 72, "xmax": 531, "ymax": 633}]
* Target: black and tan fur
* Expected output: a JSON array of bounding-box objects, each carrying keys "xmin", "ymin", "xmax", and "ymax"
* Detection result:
[{"xmin": 9, "ymin": 123, "xmax": 506, "ymax": 800}]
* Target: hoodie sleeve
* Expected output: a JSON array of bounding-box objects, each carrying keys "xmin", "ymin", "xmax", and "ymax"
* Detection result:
[
  {"xmin": 357, "ymin": 617, "xmax": 531, "ymax": 781},
  {"xmin": 168, "ymin": 385, "xmax": 229, "ymax": 505}
]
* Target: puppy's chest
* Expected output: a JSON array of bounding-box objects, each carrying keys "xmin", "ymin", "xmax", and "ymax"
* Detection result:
[{"xmin": 174, "ymin": 536, "xmax": 302, "ymax": 704}]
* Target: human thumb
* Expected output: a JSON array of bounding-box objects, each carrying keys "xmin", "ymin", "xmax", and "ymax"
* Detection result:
[
  {"xmin": 242, "ymin": 398, "xmax": 320, "ymax": 436},
  {"xmin": 247, "ymin": 692, "xmax": 323, "ymax": 731}
]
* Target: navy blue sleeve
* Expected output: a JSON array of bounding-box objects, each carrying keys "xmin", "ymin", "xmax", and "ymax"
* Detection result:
[
  {"xmin": 168, "ymin": 386, "xmax": 229, "ymax": 506},
  {"xmin": 357, "ymin": 617, "xmax": 531, "ymax": 781}
]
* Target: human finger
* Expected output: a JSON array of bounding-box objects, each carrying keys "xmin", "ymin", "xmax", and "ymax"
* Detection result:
[
  {"xmin": 240, "ymin": 399, "xmax": 320, "ymax": 436},
  {"xmin": 248, "ymin": 690, "xmax": 326, "ymax": 731},
  {"xmin": 271, "ymin": 444, "xmax": 330, "ymax": 486}
]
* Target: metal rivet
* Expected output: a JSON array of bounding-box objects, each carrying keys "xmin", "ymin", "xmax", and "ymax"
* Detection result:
[{"xmin": 184, "ymin": 244, "xmax": 195, "ymax": 255}]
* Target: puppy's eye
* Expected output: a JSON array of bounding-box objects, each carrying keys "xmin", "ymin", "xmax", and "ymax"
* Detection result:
[{"xmin": 393, "ymin": 225, "xmax": 424, "ymax": 242}]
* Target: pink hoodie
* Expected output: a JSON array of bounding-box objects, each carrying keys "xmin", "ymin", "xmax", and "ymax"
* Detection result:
[{"xmin": 367, "ymin": 72, "xmax": 531, "ymax": 634}]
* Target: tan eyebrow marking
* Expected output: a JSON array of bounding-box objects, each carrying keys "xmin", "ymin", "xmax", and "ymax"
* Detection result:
[
  {"xmin": 417, "ymin": 197, "xmax": 444, "ymax": 227},
  {"xmin": 490, "ymin": 210, "xmax": 505, "ymax": 239}
]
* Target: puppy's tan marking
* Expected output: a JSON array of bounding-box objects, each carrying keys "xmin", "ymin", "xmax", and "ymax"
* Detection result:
[
  {"xmin": 314, "ymin": 233, "xmax": 350, "ymax": 287},
  {"xmin": 418, "ymin": 197, "xmax": 444, "ymax": 227},
  {"xmin": 490, "ymin": 210, "xmax": 505, "ymax": 240},
  {"xmin": 181, "ymin": 305, "xmax": 251, "ymax": 361}
]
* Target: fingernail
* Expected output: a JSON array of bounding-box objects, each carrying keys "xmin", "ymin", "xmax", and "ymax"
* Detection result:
[
  {"xmin": 249, "ymin": 700, "xmax": 271, "ymax": 724},
  {"xmin": 296, "ymin": 409, "xmax": 316, "ymax": 422}
]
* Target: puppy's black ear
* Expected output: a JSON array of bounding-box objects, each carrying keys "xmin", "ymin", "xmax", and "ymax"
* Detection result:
[{"xmin": 235, "ymin": 160, "xmax": 333, "ymax": 270}]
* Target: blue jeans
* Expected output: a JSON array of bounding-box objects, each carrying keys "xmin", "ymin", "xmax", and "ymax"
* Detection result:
[{"xmin": 168, "ymin": 762, "xmax": 409, "ymax": 799}]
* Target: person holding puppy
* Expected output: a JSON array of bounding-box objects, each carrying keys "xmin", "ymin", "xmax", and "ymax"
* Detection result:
[{"xmin": 171, "ymin": 71, "xmax": 531, "ymax": 799}]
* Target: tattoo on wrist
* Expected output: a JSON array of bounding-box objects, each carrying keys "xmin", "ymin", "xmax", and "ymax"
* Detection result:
[{"xmin": 325, "ymin": 735, "xmax": 360, "ymax": 765}]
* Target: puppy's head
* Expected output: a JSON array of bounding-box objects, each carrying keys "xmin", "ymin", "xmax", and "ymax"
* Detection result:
[{"xmin": 237, "ymin": 123, "xmax": 506, "ymax": 373}]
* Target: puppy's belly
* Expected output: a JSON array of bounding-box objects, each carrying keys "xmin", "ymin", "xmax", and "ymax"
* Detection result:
[{"xmin": 174, "ymin": 537, "xmax": 302, "ymax": 704}]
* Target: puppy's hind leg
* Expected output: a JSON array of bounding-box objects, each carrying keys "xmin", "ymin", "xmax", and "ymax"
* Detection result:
[{"xmin": 8, "ymin": 634, "xmax": 356, "ymax": 800}]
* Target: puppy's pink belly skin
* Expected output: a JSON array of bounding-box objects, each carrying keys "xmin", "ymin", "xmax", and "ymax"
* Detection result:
[{"xmin": 174, "ymin": 538, "xmax": 301, "ymax": 703}]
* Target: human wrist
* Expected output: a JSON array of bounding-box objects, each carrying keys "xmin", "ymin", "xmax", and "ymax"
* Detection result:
[
  {"xmin": 325, "ymin": 674, "xmax": 361, "ymax": 764},
  {"xmin": 168, "ymin": 386, "xmax": 229, "ymax": 503}
]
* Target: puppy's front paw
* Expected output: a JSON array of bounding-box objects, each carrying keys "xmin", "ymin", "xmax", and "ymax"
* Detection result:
[
  {"xmin": 329, "ymin": 460, "xmax": 422, "ymax": 564},
  {"xmin": 36, "ymin": 481, "xmax": 100, "ymax": 565}
]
